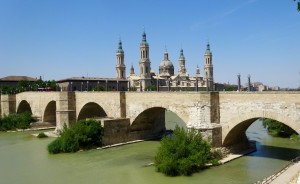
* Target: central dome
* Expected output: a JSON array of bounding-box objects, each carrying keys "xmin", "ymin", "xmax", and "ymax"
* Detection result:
[{"xmin": 159, "ymin": 51, "xmax": 174, "ymax": 76}]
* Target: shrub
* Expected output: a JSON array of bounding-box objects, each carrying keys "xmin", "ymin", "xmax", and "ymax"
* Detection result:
[
  {"xmin": 154, "ymin": 126, "xmax": 212, "ymax": 176},
  {"xmin": 37, "ymin": 132, "xmax": 48, "ymax": 138},
  {"xmin": 0, "ymin": 113, "xmax": 35, "ymax": 131},
  {"xmin": 48, "ymin": 139, "xmax": 62, "ymax": 154},
  {"xmin": 47, "ymin": 119, "xmax": 103, "ymax": 154}
]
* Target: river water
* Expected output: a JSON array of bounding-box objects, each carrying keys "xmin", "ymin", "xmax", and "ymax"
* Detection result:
[{"xmin": 0, "ymin": 120, "xmax": 299, "ymax": 184}]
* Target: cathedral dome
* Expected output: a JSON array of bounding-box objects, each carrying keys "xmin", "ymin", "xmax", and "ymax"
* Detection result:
[
  {"xmin": 159, "ymin": 51, "xmax": 174, "ymax": 76},
  {"xmin": 159, "ymin": 59, "xmax": 174, "ymax": 68}
]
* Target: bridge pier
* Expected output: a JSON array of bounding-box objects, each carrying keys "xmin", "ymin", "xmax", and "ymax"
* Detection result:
[
  {"xmin": 55, "ymin": 92, "xmax": 76, "ymax": 131},
  {"xmin": 186, "ymin": 92, "xmax": 222, "ymax": 147},
  {"xmin": 1, "ymin": 94, "xmax": 16, "ymax": 116}
]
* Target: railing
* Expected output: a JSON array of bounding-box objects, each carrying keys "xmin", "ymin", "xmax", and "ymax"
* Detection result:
[{"xmin": 254, "ymin": 156, "xmax": 300, "ymax": 184}]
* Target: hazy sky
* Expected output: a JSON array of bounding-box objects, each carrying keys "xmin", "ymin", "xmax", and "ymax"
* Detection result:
[{"xmin": 0, "ymin": 0, "xmax": 299, "ymax": 88}]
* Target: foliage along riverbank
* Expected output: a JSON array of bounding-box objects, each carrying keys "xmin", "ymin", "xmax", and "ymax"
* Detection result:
[
  {"xmin": 0, "ymin": 113, "xmax": 36, "ymax": 131},
  {"xmin": 154, "ymin": 126, "xmax": 223, "ymax": 176},
  {"xmin": 262, "ymin": 118, "xmax": 300, "ymax": 142},
  {"xmin": 48, "ymin": 119, "xmax": 103, "ymax": 154}
]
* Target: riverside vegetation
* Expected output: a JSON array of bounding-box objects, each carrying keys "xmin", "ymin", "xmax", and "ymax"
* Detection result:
[
  {"xmin": 0, "ymin": 112, "xmax": 36, "ymax": 131},
  {"xmin": 154, "ymin": 126, "xmax": 222, "ymax": 176},
  {"xmin": 263, "ymin": 118, "xmax": 300, "ymax": 142},
  {"xmin": 48, "ymin": 119, "xmax": 103, "ymax": 154}
]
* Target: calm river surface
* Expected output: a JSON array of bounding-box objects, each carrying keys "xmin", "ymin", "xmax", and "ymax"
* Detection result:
[{"xmin": 0, "ymin": 120, "xmax": 300, "ymax": 184}]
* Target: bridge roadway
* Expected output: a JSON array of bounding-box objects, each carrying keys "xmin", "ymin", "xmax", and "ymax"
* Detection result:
[{"xmin": 1, "ymin": 91, "xmax": 300, "ymax": 147}]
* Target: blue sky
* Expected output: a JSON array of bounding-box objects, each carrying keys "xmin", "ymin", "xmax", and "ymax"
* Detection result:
[{"xmin": 0, "ymin": 0, "xmax": 299, "ymax": 88}]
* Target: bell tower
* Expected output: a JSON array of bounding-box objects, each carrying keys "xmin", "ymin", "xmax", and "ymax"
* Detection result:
[
  {"xmin": 139, "ymin": 31, "xmax": 151, "ymax": 90},
  {"xmin": 116, "ymin": 39, "xmax": 126, "ymax": 79},
  {"xmin": 204, "ymin": 43, "xmax": 214, "ymax": 90}
]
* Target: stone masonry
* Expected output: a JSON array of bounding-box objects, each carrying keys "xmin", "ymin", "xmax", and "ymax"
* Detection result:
[{"xmin": 1, "ymin": 91, "xmax": 300, "ymax": 147}]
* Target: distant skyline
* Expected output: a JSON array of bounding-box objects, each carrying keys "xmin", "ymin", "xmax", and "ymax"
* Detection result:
[{"xmin": 0, "ymin": 0, "xmax": 299, "ymax": 88}]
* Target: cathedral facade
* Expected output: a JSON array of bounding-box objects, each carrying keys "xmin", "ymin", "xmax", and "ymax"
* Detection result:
[{"xmin": 116, "ymin": 31, "xmax": 214, "ymax": 91}]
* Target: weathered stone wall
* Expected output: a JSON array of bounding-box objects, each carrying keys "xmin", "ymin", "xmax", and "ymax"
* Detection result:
[
  {"xmin": 219, "ymin": 92, "xmax": 300, "ymax": 145},
  {"xmin": 102, "ymin": 118, "xmax": 130, "ymax": 145},
  {"xmin": 75, "ymin": 92, "xmax": 121, "ymax": 120},
  {"xmin": 15, "ymin": 92, "xmax": 61, "ymax": 121},
  {"xmin": 125, "ymin": 92, "xmax": 212, "ymax": 126}
]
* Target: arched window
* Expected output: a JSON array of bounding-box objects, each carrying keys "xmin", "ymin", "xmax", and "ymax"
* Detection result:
[{"xmin": 146, "ymin": 66, "xmax": 148, "ymax": 74}]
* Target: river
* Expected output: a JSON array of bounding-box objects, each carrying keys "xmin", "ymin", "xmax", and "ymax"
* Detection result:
[{"xmin": 0, "ymin": 120, "xmax": 299, "ymax": 184}]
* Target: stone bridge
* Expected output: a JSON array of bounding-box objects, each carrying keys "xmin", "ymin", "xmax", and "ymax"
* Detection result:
[{"xmin": 1, "ymin": 91, "xmax": 300, "ymax": 147}]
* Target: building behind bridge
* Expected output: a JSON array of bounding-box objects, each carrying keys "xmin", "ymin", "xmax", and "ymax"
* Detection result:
[{"xmin": 117, "ymin": 31, "xmax": 215, "ymax": 91}]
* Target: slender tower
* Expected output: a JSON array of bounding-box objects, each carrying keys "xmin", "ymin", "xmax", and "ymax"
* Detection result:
[
  {"xmin": 178, "ymin": 49, "xmax": 187, "ymax": 76},
  {"xmin": 116, "ymin": 39, "xmax": 126, "ymax": 79},
  {"xmin": 139, "ymin": 31, "xmax": 151, "ymax": 90},
  {"xmin": 204, "ymin": 43, "xmax": 214, "ymax": 90}
]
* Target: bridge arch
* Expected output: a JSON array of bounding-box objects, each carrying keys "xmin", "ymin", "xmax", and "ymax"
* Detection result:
[
  {"xmin": 17, "ymin": 100, "xmax": 32, "ymax": 114},
  {"xmin": 222, "ymin": 111, "xmax": 300, "ymax": 147},
  {"xmin": 77, "ymin": 102, "xmax": 107, "ymax": 121},
  {"xmin": 129, "ymin": 107, "xmax": 186, "ymax": 140},
  {"xmin": 43, "ymin": 101, "xmax": 56, "ymax": 125}
]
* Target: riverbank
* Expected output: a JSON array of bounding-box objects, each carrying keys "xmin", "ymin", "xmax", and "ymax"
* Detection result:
[{"xmin": 270, "ymin": 162, "xmax": 300, "ymax": 184}]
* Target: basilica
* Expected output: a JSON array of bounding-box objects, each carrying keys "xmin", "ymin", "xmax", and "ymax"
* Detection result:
[{"xmin": 116, "ymin": 31, "xmax": 214, "ymax": 91}]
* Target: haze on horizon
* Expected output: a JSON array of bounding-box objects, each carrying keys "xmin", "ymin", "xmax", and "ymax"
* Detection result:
[{"xmin": 0, "ymin": 0, "xmax": 299, "ymax": 88}]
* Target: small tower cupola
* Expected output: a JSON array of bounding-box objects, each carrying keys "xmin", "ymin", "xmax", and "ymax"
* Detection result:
[
  {"xmin": 130, "ymin": 64, "xmax": 135, "ymax": 75},
  {"xmin": 117, "ymin": 39, "xmax": 124, "ymax": 53},
  {"xmin": 196, "ymin": 65, "xmax": 200, "ymax": 75},
  {"xmin": 205, "ymin": 43, "xmax": 212, "ymax": 55},
  {"xmin": 142, "ymin": 31, "xmax": 148, "ymax": 44}
]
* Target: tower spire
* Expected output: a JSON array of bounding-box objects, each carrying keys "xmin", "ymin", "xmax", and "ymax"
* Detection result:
[
  {"xmin": 142, "ymin": 30, "xmax": 147, "ymax": 43},
  {"xmin": 118, "ymin": 39, "xmax": 123, "ymax": 50}
]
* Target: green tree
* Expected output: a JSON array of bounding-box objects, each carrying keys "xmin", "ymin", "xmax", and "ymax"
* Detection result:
[
  {"xmin": 93, "ymin": 85, "xmax": 106, "ymax": 91},
  {"xmin": 224, "ymin": 85, "xmax": 236, "ymax": 91},
  {"xmin": 154, "ymin": 126, "xmax": 214, "ymax": 176},
  {"xmin": 262, "ymin": 118, "xmax": 297, "ymax": 137}
]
